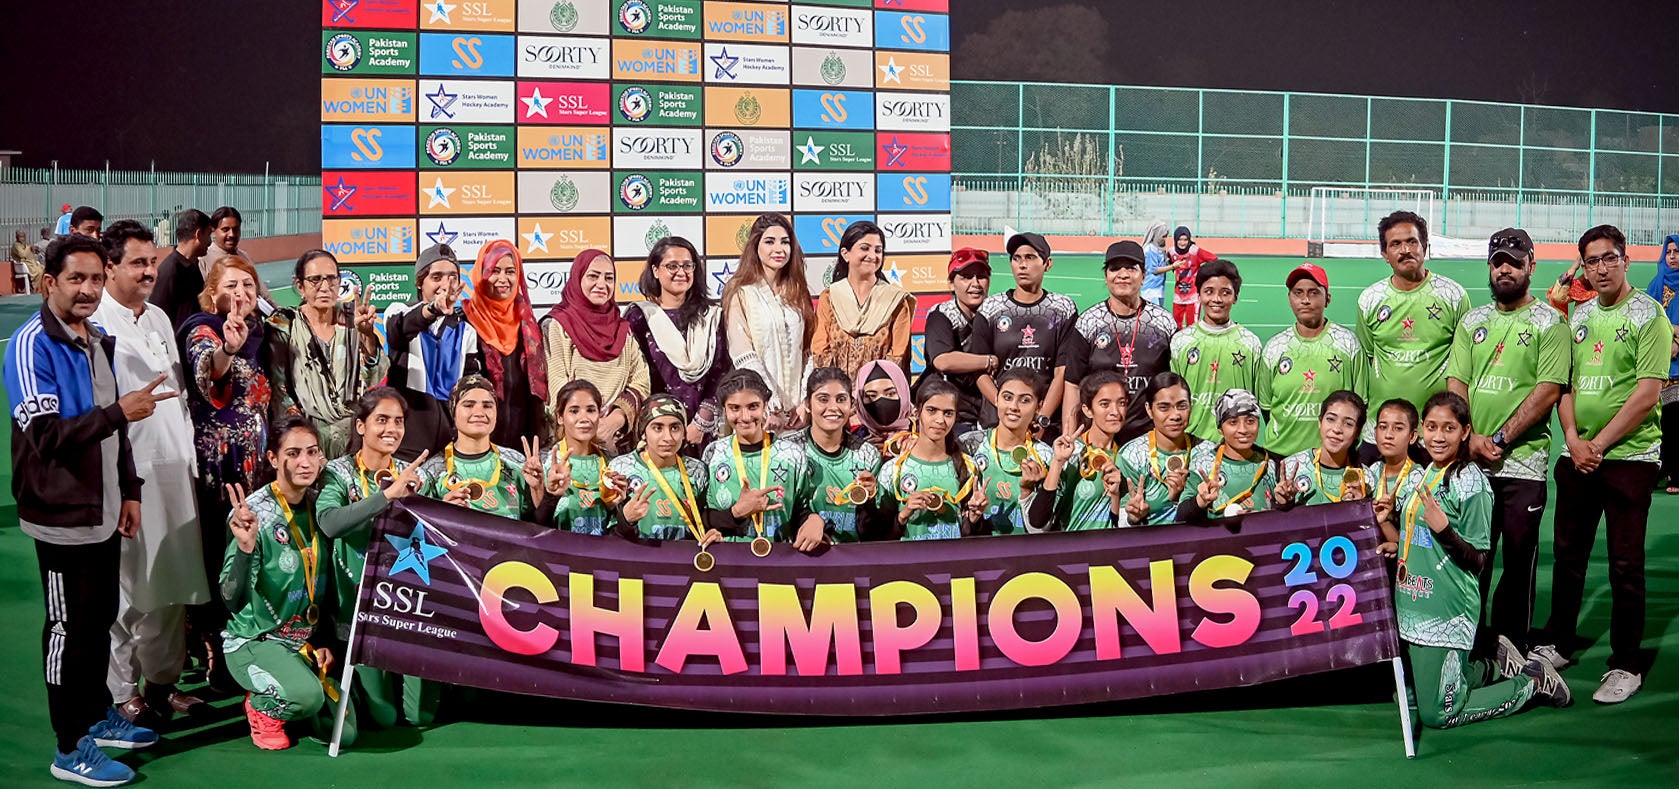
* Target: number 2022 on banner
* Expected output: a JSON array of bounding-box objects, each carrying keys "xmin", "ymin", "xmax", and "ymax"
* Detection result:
[{"xmin": 1279, "ymin": 536, "xmax": 1366, "ymax": 636}]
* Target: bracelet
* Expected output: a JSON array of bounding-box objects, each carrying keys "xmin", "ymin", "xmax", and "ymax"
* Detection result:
[{"xmin": 221, "ymin": 344, "xmax": 237, "ymax": 356}]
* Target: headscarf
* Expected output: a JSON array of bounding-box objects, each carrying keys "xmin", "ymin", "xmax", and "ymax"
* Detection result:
[
  {"xmin": 464, "ymin": 240, "xmax": 548, "ymax": 403},
  {"xmin": 637, "ymin": 394, "xmax": 689, "ymax": 438},
  {"xmin": 1173, "ymin": 226, "xmax": 1194, "ymax": 253},
  {"xmin": 854, "ymin": 360, "xmax": 913, "ymax": 438},
  {"xmin": 1646, "ymin": 234, "xmax": 1679, "ymax": 377},
  {"xmin": 827, "ymin": 278, "xmax": 909, "ymax": 337},
  {"xmin": 544, "ymin": 249, "xmax": 628, "ymax": 363},
  {"xmin": 1142, "ymin": 221, "xmax": 1170, "ymax": 250},
  {"xmin": 1214, "ymin": 389, "xmax": 1261, "ymax": 427}
]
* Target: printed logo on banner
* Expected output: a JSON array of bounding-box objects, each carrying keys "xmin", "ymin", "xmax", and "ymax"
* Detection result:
[
  {"xmin": 322, "ymin": 125, "xmax": 418, "ymax": 169},
  {"xmin": 792, "ymin": 89, "xmax": 875, "ymax": 130},
  {"xmin": 420, "ymin": 125, "xmax": 516, "ymax": 169},
  {"xmin": 516, "ymin": 0, "xmax": 611, "ymax": 35},
  {"xmin": 320, "ymin": 78, "xmax": 416, "ymax": 122},
  {"xmin": 704, "ymin": 172, "xmax": 792, "ymax": 213},
  {"xmin": 791, "ymin": 5, "xmax": 873, "ymax": 47},
  {"xmin": 613, "ymin": 171, "xmax": 703, "ymax": 213},
  {"xmin": 322, "ymin": 31, "xmax": 418, "ymax": 75},
  {"xmin": 705, "ymin": 129, "xmax": 791, "ymax": 170},
  {"xmin": 872, "ymin": 0, "xmax": 951, "ymax": 11},
  {"xmin": 322, "ymin": 171, "xmax": 418, "ymax": 216},
  {"xmin": 418, "ymin": 171, "xmax": 517, "ymax": 215},
  {"xmin": 611, "ymin": 39, "xmax": 702, "ymax": 82},
  {"xmin": 418, "ymin": 216, "xmax": 517, "ymax": 262},
  {"xmin": 524, "ymin": 256, "xmax": 649, "ymax": 306},
  {"xmin": 322, "ymin": 0, "xmax": 418, "ymax": 30},
  {"xmin": 613, "ymin": 128, "xmax": 703, "ymax": 169},
  {"xmin": 875, "ymin": 11, "xmax": 950, "ymax": 52},
  {"xmin": 516, "ymin": 35, "xmax": 611, "ymax": 79},
  {"xmin": 794, "ymin": 131, "xmax": 875, "ymax": 171},
  {"xmin": 420, "ymin": 0, "xmax": 515, "ymax": 31},
  {"xmin": 794, "ymin": 172, "xmax": 876, "ymax": 213},
  {"xmin": 516, "ymin": 126, "xmax": 610, "ymax": 168},
  {"xmin": 874, "ymin": 51, "xmax": 948, "ymax": 91},
  {"xmin": 877, "ymin": 132, "xmax": 949, "ymax": 169},
  {"xmin": 790, "ymin": 47, "xmax": 873, "ymax": 88},
  {"xmin": 875, "ymin": 92, "xmax": 950, "ymax": 131},
  {"xmin": 611, "ymin": 0, "xmax": 701, "ymax": 39},
  {"xmin": 613, "ymin": 84, "xmax": 702, "ymax": 126},
  {"xmin": 517, "ymin": 81, "xmax": 611, "ymax": 124},
  {"xmin": 323, "ymin": 218, "xmax": 418, "ymax": 263},
  {"xmin": 420, "ymin": 79, "xmax": 516, "ymax": 122},
  {"xmin": 703, "ymin": 43, "xmax": 790, "ymax": 85},
  {"xmin": 703, "ymin": 88, "xmax": 791, "ymax": 129},
  {"xmin": 418, "ymin": 32, "xmax": 515, "ymax": 76},
  {"xmin": 877, "ymin": 173, "xmax": 952, "ymax": 211},
  {"xmin": 704, "ymin": 214, "xmax": 758, "ymax": 257},
  {"xmin": 794, "ymin": 213, "xmax": 875, "ymax": 255},
  {"xmin": 518, "ymin": 216, "xmax": 613, "ymax": 260},
  {"xmin": 878, "ymin": 212, "xmax": 952, "ymax": 253},
  {"xmin": 517, "ymin": 171, "xmax": 611, "ymax": 214},
  {"xmin": 613, "ymin": 215, "xmax": 705, "ymax": 260},
  {"xmin": 881, "ymin": 253, "xmax": 954, "ymax": 294},
  {"xmin": 702, "ymin": 2, "xmax": 789, "ymax": 43}
]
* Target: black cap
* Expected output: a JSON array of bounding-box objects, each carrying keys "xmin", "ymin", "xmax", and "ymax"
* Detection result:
[
  {"xmin": 416, "ymin": 243, "xmax": 459, "ymax": 278},
  {"xmin": 1103, "ymin": 240, "xmax": 1146, "ymax": 268},
  {"xmin": 1005, "ymin": 232, "xmax": 1050, "ymax": 259},
  {"xmin": 1488, "ymin": 228, "xmax": 1533, "ymax": 263}
]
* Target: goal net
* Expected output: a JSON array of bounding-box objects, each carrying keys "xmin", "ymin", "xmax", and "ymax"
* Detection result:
[{"xmin": 1306, "ymin": 187, "xmax": 1485, "ymax": 259}]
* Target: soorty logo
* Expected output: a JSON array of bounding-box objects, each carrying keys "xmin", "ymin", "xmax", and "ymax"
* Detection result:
[
  {"xmin": 525, "ymin": 42, "xmax": 601, "ymax": 64},
  {"xmin": 797, "ymin": 12, "xmax": 864, "ymax": 34}
]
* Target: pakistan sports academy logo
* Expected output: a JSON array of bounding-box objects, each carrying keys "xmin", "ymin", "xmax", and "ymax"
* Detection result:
[
  {"xmin": 425, "ymin": 128, "xmax": 461, "ymax": 166},
  {"xmin": 550, "ymin": 1, "xmax": 579, "ymax": 32},
  {"xmin": 619, "ymin": 87, "xmax": 652, "ymax": 123},
  {"xmin": 326, "ymin": 33, "xmax": 361, "ymax": 71},
  {"xmin": 549, "ymin": 176, "xmax": 580, "ymax": 212},
  {"xmin": 711, "ymin": 131, "xmax": 743, "ymax": 167},
  {"xmin": 821, "ymin": 52, "xmax": 846, "ymax": 85},
  {"xmin": 620, "ymin": 0, "xmax": 651, "ymax": 34},
  {"xmin": 620, "ymin": 174, "xmax": 652, "ymax": 210}
]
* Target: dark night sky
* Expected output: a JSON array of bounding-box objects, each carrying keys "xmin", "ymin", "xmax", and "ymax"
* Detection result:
[{"xmin": 1, "ymin": 0, "xmax": 1675, "ymax": 172}]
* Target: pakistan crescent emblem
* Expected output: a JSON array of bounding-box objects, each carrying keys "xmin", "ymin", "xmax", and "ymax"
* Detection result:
[
  {"xmin": 549, "ymin": 1, "xmax": 578, "ymax": 32},
  {"xmin": 549, "ymin": 176, "xmax": 579, "ymax": 212},
  {"xmin": 645, "ymin": 219, "xmax": 672, "ymax": 250},
  {"xmin": 735, "ymin": 93, "xmax": 762, "ymax": 126},
  {"xmin": 820, "ymin": 52, "xmax": 847, "ymax": 86},
  {"xmin": 735, "ymin": 223, "xmax": 750, "ymax": 250}
]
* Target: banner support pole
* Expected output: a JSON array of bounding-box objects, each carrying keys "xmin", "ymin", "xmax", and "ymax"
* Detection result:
[
  {"xmin": 1390, "ymin": 656, "xmax": 1415, "ymax": 759},
  {"xmin": 329, "ymin": 544, "xmax": 377, "ymax": 758}
]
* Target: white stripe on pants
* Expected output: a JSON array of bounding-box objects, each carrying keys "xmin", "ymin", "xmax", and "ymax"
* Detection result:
[{"xmin": 45, "ymin": 571, "xmax": 64, "ymax": 686}]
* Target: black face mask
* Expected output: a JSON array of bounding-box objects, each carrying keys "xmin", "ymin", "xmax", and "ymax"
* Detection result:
[{"xmin": 864, "ymin": 397, "xmax": 900, "ymax": 426}]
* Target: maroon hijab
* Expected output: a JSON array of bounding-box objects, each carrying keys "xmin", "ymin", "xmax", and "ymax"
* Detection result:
[{"xmin": 544, "ymin": 248, "xmax": 628, "ymax": 362}]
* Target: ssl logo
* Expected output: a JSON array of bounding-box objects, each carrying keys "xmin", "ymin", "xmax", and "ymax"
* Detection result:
[
  {"xmin": 452, "ymin": 37, "xmax": 484, "ymax": 70},
  {"xmin": 821, "ymin": 217, "xmax": 847, "ymax": 249},
  {"xmin": 350, "ymin": 128, "xmax": 384, "ymax": 162},
  {"xmin": 900, "ymin": 16, "xmax": 926, "ymax": 45},
  {"xmin": 901, "ymin": 176, "xmax": 929, "ymax": 206},
  {"xmin": 820, "ymin": 93, "xmax": 847, "ymax": 123}
]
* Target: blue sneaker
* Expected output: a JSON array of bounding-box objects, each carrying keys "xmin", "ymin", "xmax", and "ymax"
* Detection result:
[
  {"xmin": 88, "ymin": 707, "xmax": 157, "ymax": 750},
  {"xmin": 50, "ymin": 736, "xmax": 135, "ymax": 787}
]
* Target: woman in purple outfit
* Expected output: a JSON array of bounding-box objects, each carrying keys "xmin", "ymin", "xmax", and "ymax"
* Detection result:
[{"xmin": 626, "ymin": 236, "xmax": 731, "ymax": 450}]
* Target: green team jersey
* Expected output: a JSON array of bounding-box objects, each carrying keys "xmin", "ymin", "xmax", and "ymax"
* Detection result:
[
  {"xmin": 700, "ymin": 435, "xmax": 812, "ymax": 542},
  {"xmin": 1445, "ymin": 300, "xmax": 1571, "ymax": 480},
  {"xmin": 960, "ymin": 429, "xmax": 1053, "ymax": 535},
  {"xmin": 1566, "ymin": 291, "xmax": 1669, "ymax": 464},
  {"xmin": 609, "ymin": 454, "xmax": 710, "ymax": 542},
  {"xmin": 790, "ymin": 430, "xmax": 882, "ymax": 543},
  {"xmin": 1258, "ymin": 322, "xmax": 1366, "ymax": 457},
  {"xmin": 417, "ymin": 445, "xmax": 533, "ymax": 520},
  {"xmin": 1115, "ymin": 432, "xmax": 1192, "ymax": 525},
  {"xmin": 1181, "ymin": 441, "xmax": 1277, "ymax": 515},
  {"xmin": 317, "ymin": 454, "xmax": 413, "ymax": 637},
  {"xmin": 1356, "ymin": 271, "xmax": 1471, "ymax": 426},
  {"xmin": 1050, "ymin": 436, "xmax": 1124, "ymax": 530},
  {"xmin": 1394, "ymin": 463, "xmax": 1492, "ymax": 651},
  {"xmin": 1279, "ymin": 448, "xmax": 1368, "ymax": 507},
  {"xmin": 1169, "ymin": 320, "xmax": 1265, "ymax": 442},
  {"xmin": 221, "ymin": 485, "xmax": 322, "ymax": 653},
  {"xmin": 879, "ymin": 451, "xmax": 978, "ymax": 541},
  {"xmin": 1365, "ymin": 458, "xmax": 1419, "ymax": 504},
  {"xmin": 543, "ymin": 450, "xmax": 614, "ymax": 535}
]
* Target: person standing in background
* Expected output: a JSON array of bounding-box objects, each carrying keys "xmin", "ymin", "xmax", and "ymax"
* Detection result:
[
  {"xmin": 266, "ymin": 250, "xmax": 388, "ymax": 457},
  {"xmin": 1060, "ymin": 240, "xmax": 1175, "ymax": 445},
  {"xmin": 626, "ymin": 236, "xmax": 731, "ymax": 449},
  {"xmin": 461, "ymin": 240, "xmax": 549, "ymax": 449},
  {"xmin": 149, "ymin": 209, "xmax": 212, "ymax": 328},
  {"xmin": 54, "ymin": 204, "xmax": 74, "ymax": 235},
  {"xmin": 810, "ymin": 221, "xmax": 916, "ymax": 378},
  {"xmin": 384, "ymin": 244, "xmax": 479, "ymax": 460},
  {"xmin": 1141, "ymin": 221, "xmax": 1171, "ymax": 307},
  {"xmin": 198, "ymin": 207, "xmax": 275, "ymax": 310},
  {"xmin": 1646, "ymin": 234, "xmax": 1679, "ymax": 495},
  {"xmin": 1259, "ymin": 262, "xmax": 1365, "ymax": 459},
  {"xmin": 919, "ymin": 248, "xmax": 993, "ymax": 437},
  {"xmin": 969, "ymin": 232, "xmax": 1077, "ymax": 434},
  {"xmin": 1168, "ymin": 226, "xmax": 1215, "ymax": 329},
  {"xmin": 1169, "ymin": 259, "xmax": 1263, "ymax": 442}
]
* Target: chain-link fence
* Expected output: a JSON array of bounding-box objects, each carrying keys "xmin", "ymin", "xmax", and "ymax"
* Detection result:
[
  {"xmin": 953, "ymin": 81, "xmax": 1679, "ymax": 246},
  {"xmin": 0, "ymin": 166, "xmax": 322, "ymax": 241}
]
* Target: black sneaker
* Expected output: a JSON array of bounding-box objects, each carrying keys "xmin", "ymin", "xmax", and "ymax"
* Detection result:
[{"xmin": 1521, "ymin": 657, "xmax": 1573, "ymax": 708}]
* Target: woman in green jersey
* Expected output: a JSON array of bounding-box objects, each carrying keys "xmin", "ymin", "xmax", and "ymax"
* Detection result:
[
  {"xmin": 878, "ymin": 379, "xmax": 988, "ymax": 540},
  {"xmin": 316, "ymin": 388, "xmax": 435, "ymax": 730},
  {"xmin": 1274, "ymin": 390, "xmax": 1369, "ymax": 509},
  {"xmin": 221, "ymin": 416, "xmax": 353, "ymax": 750},
  {"xmin": 1374, "ymin": 392, "xmax": 1571, "ymax": 728},
  {"xmin": 960, "ymin": 368, "xmax": 1052, "ymax": 535},
  {"xmin": 416, "ymin": 376, "xmax": 540, "ymax": 520},
  {"xmin": 793, "ymin": 367, "xmax": 883, "ymax": 543},
  {"xmin": 1117, "ymin": 371, "xmax": 1195, "ymax": 525},
  {"xmin": 1179, "ymin": 389, "xmax": 1277, "ymax": 521},
  {"xmin": 1368, "ymin": 398, "xmax": 1419, "ymax": 547},
  {"xmin": 610, "ymin": 395, "xmax": 722, "ymax": 547},
  {"xmin": 701, "ymin": 369, "xmax": 823, "ymax": 553},
  {"xmin": 1033, "ymin": 370, "xmax": 1130, "ymax": 531},
  {"xmin": 536, "ymin": 380, "xmax": 626, "ymax": 536}
]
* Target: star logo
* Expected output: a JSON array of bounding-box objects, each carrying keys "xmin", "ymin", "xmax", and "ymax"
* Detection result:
[
  {"xmin": 427, "ymin": 1, "xmax": 455, "ymax": 24},
  {"xmin": 425, "ymin": 221, "xmax": 459, "ymax": 247},
  {"xmin": 878, "ymin": 56, "xmax": 904, "ymax": 84},
  {"xmin": 711, "ymin": 257, "xmax": 735, "ymax": 294},
  {"xmin": 1427, "ymin": 304, "xmax": 1443, "ymax": 320},
  {"xmin": 1593, "ymin": 341, "xmax": 1604, "ymax": 354},
  {"xmin": 1209, "ymin": 360, "xmax": 1220, "ymax": 373},
  {"xmin": 387, "ymin": 521, "xmax": 448, "ymax": 586},
  {"xmin": 1020, "ymin": 325, "xmax": 1037, "ymax": 344},
  {"xmin": 1615, "ymin": 327, "xmax": 1630, "ymax": 342},
  {"xmin": 425, "ymin": 82, "xmax": 458, "ymax": 120},
  {"xmin": 1494, "ymin": 341, "xmax": 1505, "ymax": 356},
  {"xmin": 1517, "ymin": 330, "xmax": 1533, "ymax": 347},
  {"xmin": 882, "ymin": 137, "xmax": 909, "ymax": 168},
  {"xmin": 522, "ymin": 86, "xmax": 553, "ymax": 118},
  {"xmin": 1327, "ymin": 356, "xmax": 1343, "ymax": 373},
  {"xmin": 1402, "ymin": 317, "xmax": 1415, "ymax": 330},
  {"xmin": 798, "ymin": 136, "xmax": 826, "ymax": 165},
  {"xmin": 1231, "ymin": 351, "xmax": 1247, "ymax": 367},
  {"xmin": 325, "ymin": 176, "xmax": 358, "ymax": 212},
  {"xmin": 883, "ymin": 261, "xmax": 905, "ymax": 285},
  {"xmin": 523, "ymin": 223, "xmax": 553, "ymax": 254},
  {"xmin": 425, "ymin": 177, "xmax": 455, "ymax": 208},
  {"xmin": 710, "ymin": 47, "xmax": 740, "ymax": 80},
  {"xmin": 1303, "ymin": 369, "xmax": 1316, "ymax": 382}
]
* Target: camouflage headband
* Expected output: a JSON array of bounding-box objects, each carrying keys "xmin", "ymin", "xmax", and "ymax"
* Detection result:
[
  {"xmin": 638, "ymin": 394, "xmax": 689, "ymax": 437},
  {"xmin": 1214, "ymin": 389, "xmax": 1261, "ymax": 427}
]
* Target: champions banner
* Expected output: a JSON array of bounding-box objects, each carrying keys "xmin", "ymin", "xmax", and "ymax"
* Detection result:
[{"xmin": 347, "ymin": 498, "xmax": 1400, "ymax": 715}]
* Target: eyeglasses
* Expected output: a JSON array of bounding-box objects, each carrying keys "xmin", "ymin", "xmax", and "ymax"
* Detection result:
[
  {"xmin": 659, "ymin": 261, "xmax": 697, "ymax": 273},
  {"xmin": 300, "ymin": 274, "xmax": 337, "ymax": 287},
  {"xmin": 1581, "ymin": 253, "xmax": 1624, "ymax": 270}
]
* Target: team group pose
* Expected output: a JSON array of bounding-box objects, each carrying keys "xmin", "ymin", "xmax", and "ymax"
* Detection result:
[{"xmin": 8, "ymin": 209, "xmax": 1675, "ymax": 786}]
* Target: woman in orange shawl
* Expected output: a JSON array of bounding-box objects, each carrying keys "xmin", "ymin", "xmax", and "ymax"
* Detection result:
[{"xmin": 462, "ymin": 240, "xmax": 550, "ymax": 446}]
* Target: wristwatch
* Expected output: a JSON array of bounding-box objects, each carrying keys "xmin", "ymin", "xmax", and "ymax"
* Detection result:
[{"xmin": 1490, "ymin": 430, "xmax": 1508, "ymax": 450}]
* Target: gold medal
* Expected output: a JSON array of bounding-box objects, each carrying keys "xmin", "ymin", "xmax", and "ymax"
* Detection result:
[
  {"xmin": 1343, "ymin": 468, "xmax": 1364, "ymax": 499},
  {"xmin": 1166, "ymin": 455, "xmax": 1185, "ymax": 472},
  {"xmin": 847, "ymin": 484, "xmax": 869, "ymax": 504},
  {"xmin": 751, "ymin": 536, "xmax": 772, "ymax": 557},
  {"xmin": 1010, "ymin": 445, "xmax": 1032, "ymax": 463},
  {"xmin": 306, "ymin": 603, "xmax": 320, "ymax": 625},
  {"xmin": 885, "ymin": 430, "xmax": 916, "ymax": 456},
  {"xmin": 373, "ymin": 468, "xmax": 395, "ymax": 490},
  {"xmin": 693, "ymin": 550, "xmax": 716, "ymax": 573},
  {"xmin": 1396, "ymin": 561, "xmax": 1409, "ymax": 584},
  {"xmin": 464, "ymin": 481, "xmax": 486, "ymax": 501}
]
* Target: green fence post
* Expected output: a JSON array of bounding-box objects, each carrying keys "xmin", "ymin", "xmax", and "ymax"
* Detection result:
[
  {"xmin": 1280, "ymin": 93, "xmax": 1291, "ymax": 238},
  {"xmin": 1517, "ymin": 106, "xmax": 1525, "ymax": 228},
  {"xmin": 1587, "ymin": 109, "xmax": 1598, "ymax": 228},
  {"xmin": 1195, "ymin": 89, "xmax": 1204, "ymax": 231},
  {"xmin": 1107, "ymin": 85, "xmax": 1116, "ymax": 236},
  {"xmin": 1441, "ymin": 101, "xmax": 1453, "ymax": 236}
]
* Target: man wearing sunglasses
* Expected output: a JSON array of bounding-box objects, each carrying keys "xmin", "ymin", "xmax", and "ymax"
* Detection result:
[
  {"xmin": 1060, "ymin": 240, "xmax": 1175, "ymax": 444},
  {"xmin": 1445, "ymin": 228, "xmax": 1569, "ymax": 663},
  {"xmin": 1532, "ymin": 224, "xmax": 1667, "ymax": 705}
]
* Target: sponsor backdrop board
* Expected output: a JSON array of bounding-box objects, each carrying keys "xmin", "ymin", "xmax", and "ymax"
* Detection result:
[{"xmin": 322, "ymin": 0, "xmax": 953, "ymax": 325}]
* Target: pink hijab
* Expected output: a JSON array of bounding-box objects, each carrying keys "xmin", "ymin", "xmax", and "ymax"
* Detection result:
[{"xmin": 854, "ymin": 359, "xmax": 913, "ymax": 439}]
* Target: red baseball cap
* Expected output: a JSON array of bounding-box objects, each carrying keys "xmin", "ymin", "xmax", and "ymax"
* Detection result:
[
  {"xmin": 60, "ymin": 204, "xmax": 71, "ymax": 213},
  {"xmin": 1286, "ymin": 261, "xmax": 1329, "ymax": 289},
  {"xmin": 947, "ymin": 247, "xmax": 991, "ymax": 278}
]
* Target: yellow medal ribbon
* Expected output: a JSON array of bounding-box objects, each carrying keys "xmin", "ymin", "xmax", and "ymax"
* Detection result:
[
  {"xmin": 640, "ymin": 452, "xmax": 704, "ymax": 541},
  {"xmin": 444, "ymin": 442, "xmax": 502, "ymax": 501},
  {"xmin": 1078, "ymin": 430, "xmax": 1116, "ymax": 479},
  {"xmin": 891, "ymin": 450, "xmax": 977, "ymax": 511},
  {"xmin": 732, "ymin": 434, "xmax": 775, "ymax": 540},
  {"xmin": 1209, "ymin": 444, "xmax": 1268, "ymax": 511},
  {"xmin": 354, "ymin": 451, "xmax": 397, "ymax": 500},
  {"xmin": 1377, "ymin": 458, "xmax": 1416, "ymax": 502},
  {"xmin": 1309, "ymin": 448, "xmax": 1359, "ymax": 503},
  {"xmin": 1399, "ymin": 463, "xmax": 1452, "ymax": 579},
  {"xmin": 558, "ymin": 438, "xmax": 612, "ymax": 506},
  {"xmin": 271, "ymin": 484, "xmax": 320, "ymax": 625},
  {"xmin": 990, "ymin": 428, "xmax": 1042, "ymax": 475}
]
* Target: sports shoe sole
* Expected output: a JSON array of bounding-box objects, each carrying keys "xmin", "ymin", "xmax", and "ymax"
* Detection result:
[
  {"xmin": 90, "ymin": 737, "xmax": 155, "ymax": 751},
  {"xmin": 49, "ymin": 764, "xmax": 132, "ymax": 787}
]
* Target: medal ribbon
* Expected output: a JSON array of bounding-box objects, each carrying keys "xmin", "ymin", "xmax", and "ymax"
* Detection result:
[
  {"xmin": 1377, "ymin": 458, "xmax": 1415, "ymax": 501},
  {"xmin": 1400, "ymin": 463, "xmax": 1452, "ymax": 575},
  {"xmin": 991, "ymin": 427, "xmax": 1043, "ymax": 474},
  {"xmin": 444, "ymin": 442, "xmax": 502, "ymax": 496},
  {"xmin": 354, "ymin": 451, "xmax": 396, "ymax": 500},
  {"xmin": 559, "ymin": 437, "xmax": 610, "ymax": 506},
  {"xmin": 732, "ymin": 434, "xmax": 774, "ymax": 539},
  {"xmin": 1209, "ymin": 444, "xmax": 1268, "ymax": 511},
  {"xmin": 1310, "ymin": 448, "xmax": 1358, "ymax": 503},
  {"xmin": 641, "ymin": 452, "xmax": 704, "ymax": 541},
  {"xmin": 271, "ymin": 484, "xmax": 319, "ymax": 620}
]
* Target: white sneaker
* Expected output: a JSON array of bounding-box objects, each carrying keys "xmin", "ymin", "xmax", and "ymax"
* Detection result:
[
  {"xmin": 1527, "ymin": 644, "xmax": 1570, "ymax": 671},
  {"xmin": 1591, "ymin": 669, "xmax": 1642, "ymax": 704}
]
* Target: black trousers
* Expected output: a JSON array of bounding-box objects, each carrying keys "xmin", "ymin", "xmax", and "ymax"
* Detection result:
[
  {"xmin": 1478, "ymin": 478, "xmax": 1545, "ymax": 650},
  {"xmin": 36, "ymin": 534, "xmax": 121, "ymax": 753},
  {"xmin": 1543, "ymin": 457, "xmax": 1660, "ymax": 673},
  {"xmin": 1662, "ymin": 400, "xmax": 1679, "ymax": 483}
]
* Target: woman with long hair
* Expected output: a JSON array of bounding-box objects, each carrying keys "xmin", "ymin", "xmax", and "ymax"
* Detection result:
[
  {"xmin": 722, "ymin": 213, "xmax": 816, "ymax": 430},
  {"xmin": 462, "ymin": 240, "xmax": 549, "ymax": 447},
  {"xmin": 810, "ymin": 220, "xmax": 915, "ymax": 377},
  {"xmin": 790, "ymin": 367, "xmax": 883, "ymax": 543},
  {"xmin": 627, "ymin": 236, "xmax": 731, "ymax": 448},
  {"xmin": 1115, "ymin": 372, "xmax": 1195, "ymax": 525},
  {"xmin": 266, "ymin": 249, "xmax": 387, "ymax": 457},
  {"xmin": 541, "ymin": 249, "xmax": 650, "ymax": 455}
]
